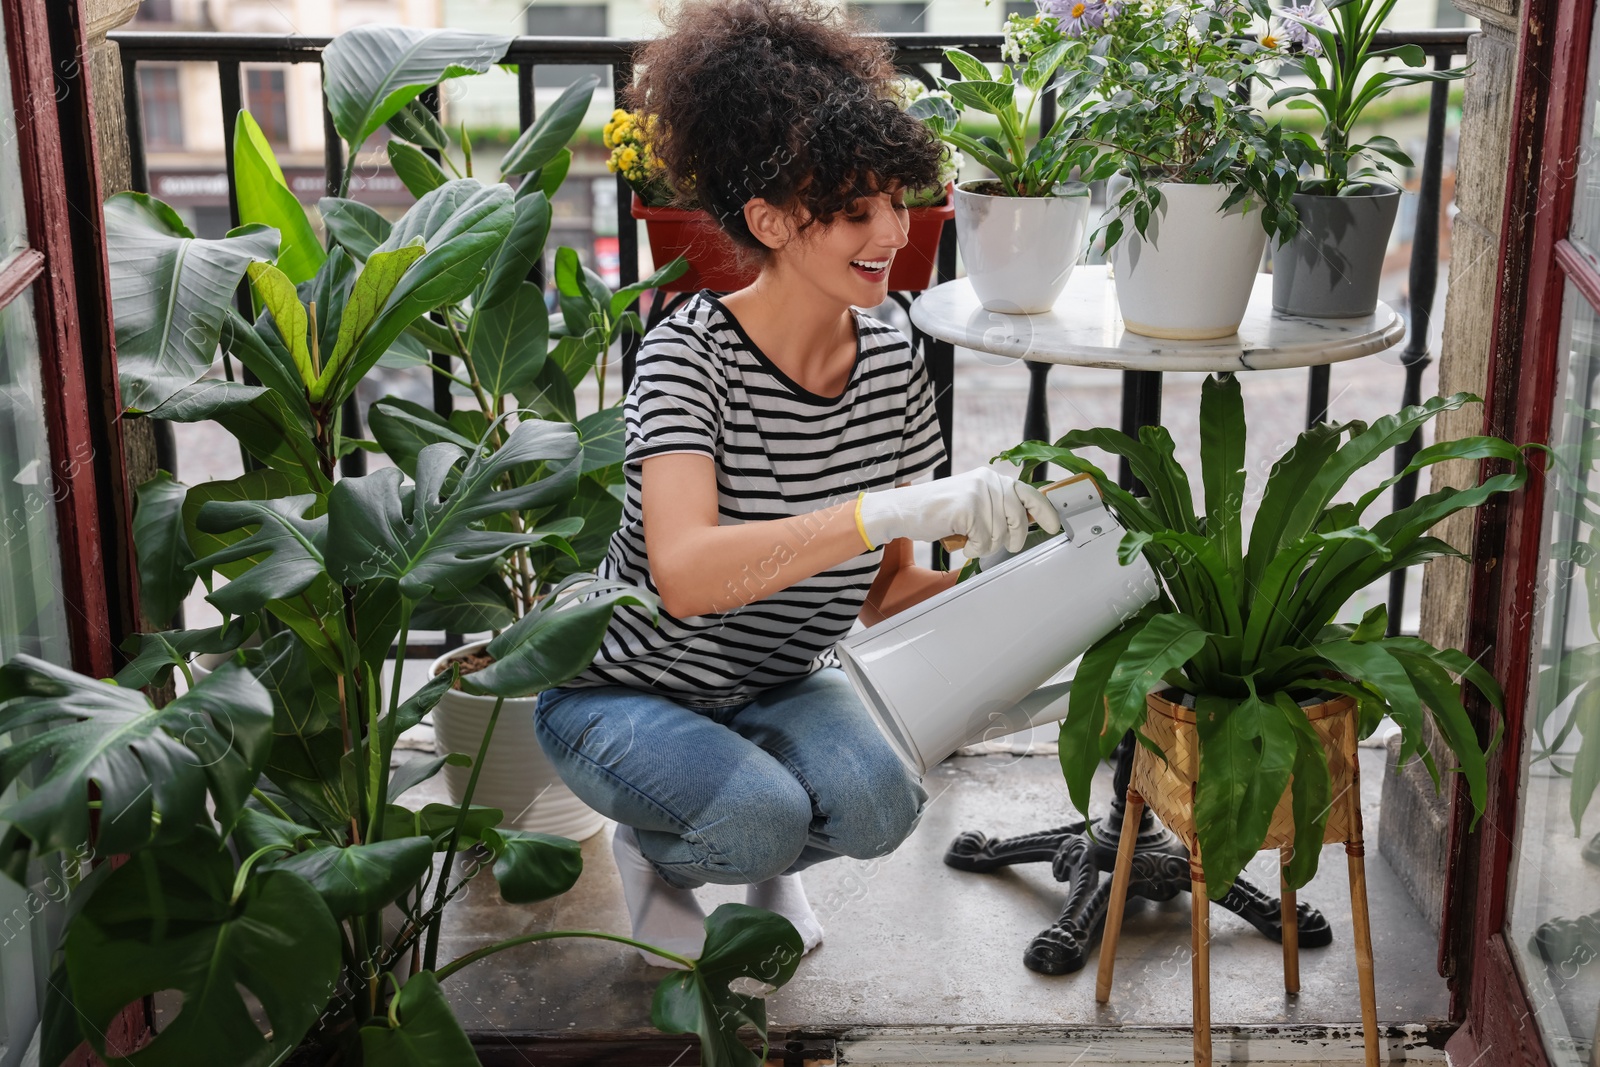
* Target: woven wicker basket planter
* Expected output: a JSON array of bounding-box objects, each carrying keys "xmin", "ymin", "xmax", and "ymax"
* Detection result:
[
  {"xmin": 1130, "ymin": 687, "xmax": 1359, "ymax": 854},
  {"xmin": 1098, "ymin": 686, "xmax": 1380, "ymax": 1067}
]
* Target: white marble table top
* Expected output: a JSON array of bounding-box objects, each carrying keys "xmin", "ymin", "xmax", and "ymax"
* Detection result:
[{"xmin": 908, "ymin": 266, "xmax": 1406, "ymax": 372}]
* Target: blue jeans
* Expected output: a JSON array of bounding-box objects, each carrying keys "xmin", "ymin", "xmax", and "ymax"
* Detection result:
[{"xmin": 532, "ymin": 667, "xmax": 929, "ymax": 890}]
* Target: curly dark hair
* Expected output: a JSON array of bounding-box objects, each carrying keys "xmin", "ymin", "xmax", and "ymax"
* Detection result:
[{"xmin": 627, "ymin": 0, "xmax": 945, "ymax": 252}]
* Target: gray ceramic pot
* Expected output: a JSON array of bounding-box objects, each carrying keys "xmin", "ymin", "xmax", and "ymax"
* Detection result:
[{"xmin": 1271, "ymin": 185, "xmax": 1401, "ymax": 318}]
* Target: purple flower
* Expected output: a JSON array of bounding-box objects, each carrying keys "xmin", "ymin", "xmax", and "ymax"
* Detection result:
[
  {"xmin": 1277, "ymin": 2, "xmax": 1326, "ymax": 55},
  {"xmin": 1042, "ymin": 0, "xmax": 1110, "ymax": 35}
]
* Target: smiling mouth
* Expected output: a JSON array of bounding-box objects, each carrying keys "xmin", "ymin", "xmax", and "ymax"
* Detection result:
[{"xmin": 851, "ymin": 258, "xmax": 889, "ymax": 279}]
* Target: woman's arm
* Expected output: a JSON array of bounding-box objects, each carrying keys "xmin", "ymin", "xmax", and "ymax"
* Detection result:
[
  {"xmin": 860, "ymin": 544, "xmax": 960, "ymax": 626},
  {"xmin": 642, "ymin": 452, "xmax": 871, "ymax": 618}
]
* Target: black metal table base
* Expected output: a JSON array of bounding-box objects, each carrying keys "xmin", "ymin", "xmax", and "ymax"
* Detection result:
[{"xmin": 944, "ymin": 739, "xmax": 1333, "ymax": 976}]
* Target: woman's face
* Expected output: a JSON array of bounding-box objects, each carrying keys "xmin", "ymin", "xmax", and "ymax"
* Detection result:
[{"xmin": 765, "ymin": 184, "xmax": 911, "ymax": 306}]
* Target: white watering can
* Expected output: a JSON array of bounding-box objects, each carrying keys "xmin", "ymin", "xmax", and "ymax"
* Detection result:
[{"xmin": 835, "ymin": 474, "xmax": 1160, "ymax": 777}]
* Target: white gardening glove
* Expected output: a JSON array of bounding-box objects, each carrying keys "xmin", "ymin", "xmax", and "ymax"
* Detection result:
[{"xmin": 854, "ymin": 466, "xmax": 1063, "ymax": 556}]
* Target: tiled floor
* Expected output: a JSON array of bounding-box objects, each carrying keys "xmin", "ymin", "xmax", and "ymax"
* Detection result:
[{"xmin": 403, "ymin": 737, "xmax": 1449, "ymax": 1058}]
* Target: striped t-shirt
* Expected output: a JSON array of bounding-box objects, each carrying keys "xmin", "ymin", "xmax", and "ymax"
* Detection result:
[{"xmin": 561, "ymin": 290, "xmax": 948, "ymax": 708}]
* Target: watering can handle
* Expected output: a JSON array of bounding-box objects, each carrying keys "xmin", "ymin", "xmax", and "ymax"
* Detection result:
[{"xmin": 936, "ymin": 474, "xmax": 1103, "ymax": 554}]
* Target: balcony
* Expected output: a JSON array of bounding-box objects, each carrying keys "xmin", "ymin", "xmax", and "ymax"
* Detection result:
[{"xmin": 93, "ymin": 23, "xmax": 1474, "ymax": 1066}]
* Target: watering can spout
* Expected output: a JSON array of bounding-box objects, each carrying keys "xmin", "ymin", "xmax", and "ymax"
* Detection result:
[{"xmin": 835, "ymin": 475, "xmax": 1159, "ymax": 777}]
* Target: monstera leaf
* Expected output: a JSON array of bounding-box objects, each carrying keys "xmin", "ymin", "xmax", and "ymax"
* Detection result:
[
  {"xmin": 0, "ymin": 657, "xmax": 274, "ymax": 856},
  {"xmin": 269, "ymin": 836, "xmax": 434, "ymax": 918},
  {"xmin": 480, "ymin": 827, "xmax": 582, "ymax": 904},
  {"xmin": 358, "ymin": 971, "xmax": 477, "ymax": 1066},
  {"xmin": 65, "ymin": 841, "xmax": 340, "ymax": 1067},
  {"xmin": 103, "ymin": 192, "xmax": 279, "ymax": 412},
  {"xmin": 469, "ymin": 574, "xmax": 658, "ymax": 698},
  {"xmin": 325, "ymin": 418, "xmax": 584, "ymax": 601},
  {"xmin": 113, "ymin": 617, "xmax": 258, "ymax": 689},
  {"xmin": 652, "ymin": 903, "xmax": 804, "ymax": 1067},
  {"xmin": 323, "ymin": 25, "xmax": 511, "ymax": 157},
  {"xmin": 190, "ymin": 494, "xmax": 329, "ymax": 616}
]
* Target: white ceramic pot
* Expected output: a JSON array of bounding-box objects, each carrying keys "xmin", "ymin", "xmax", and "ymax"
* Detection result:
[
  {"xmin": 1109, "ymin": 181, "xmax": 1267, "ymax": 340},
  {"xmin": 429, "ymin": 643, "xmax": 607, "ymax": 841},
  {"xmin": 953, "ymin": 179, "xmax": 1092, "ymax": 314},
  {"xmin": 834, "ymin": 475, "xmax": 1160, "ymax": 776}
]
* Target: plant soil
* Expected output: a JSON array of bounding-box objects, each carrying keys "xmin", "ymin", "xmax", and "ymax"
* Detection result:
[{"xmin": 437, "ymin": 650, "xmax": 494, "ymax": 689}]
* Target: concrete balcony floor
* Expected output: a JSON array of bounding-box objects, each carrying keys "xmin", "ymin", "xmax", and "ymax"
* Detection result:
[{"xmin": 404, "ymin": 739, "xmax": 1453, "ymax": 1066}]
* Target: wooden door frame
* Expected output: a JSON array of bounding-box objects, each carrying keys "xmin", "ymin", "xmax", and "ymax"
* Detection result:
[
  {"xmin": 0, "ymin": 0, "xmax": 135, "ymax": 679},
  {"xmin": 1442, "ymin": 0, "xmax": 1599, "ymax": 1060}
]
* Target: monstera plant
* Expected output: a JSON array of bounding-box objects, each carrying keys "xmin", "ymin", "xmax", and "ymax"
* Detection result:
[{"xmin": 1, "ymin": 23, "xmax": 794, "ymax": 1067}]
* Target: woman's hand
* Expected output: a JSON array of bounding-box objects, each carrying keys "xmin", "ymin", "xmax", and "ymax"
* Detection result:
[{"xmin": 855, "ymin": 466, "xmax": 1062, "ymax": 557}]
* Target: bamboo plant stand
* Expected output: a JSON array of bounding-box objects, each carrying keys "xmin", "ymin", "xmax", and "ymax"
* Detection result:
[{"xmin": 1094, "ymin": 691, "xmax": 1380, "ymax": 1067}]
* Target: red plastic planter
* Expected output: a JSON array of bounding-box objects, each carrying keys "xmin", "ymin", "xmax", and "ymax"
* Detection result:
[{"xmin": 632, "ymin": 184, "xmax": 954, "ymax": 295}]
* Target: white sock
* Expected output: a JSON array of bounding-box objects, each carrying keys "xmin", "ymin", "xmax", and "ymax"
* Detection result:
[
  {"xmin": 746, "ymin": 872, "xmax": 824, "ymax": 956},
  {"xmin": 611, "ymin": 824, "xmax": 707, "ymax": 969}
]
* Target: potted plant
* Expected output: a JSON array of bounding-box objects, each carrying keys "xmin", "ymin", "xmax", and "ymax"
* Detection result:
[
  {"xmin": 609, "ymin": 107, "xmax": 760, "ymax": 293},
  {"xmin": 1268, "ymin": 0, "xmax": 1469, "ymax": 317},
  {"xmin": 1003, "ymin": 0, "xmax": 1307, "ymax": 337},
  {"xmin": 887, "ymin": 78, "xmax": 960, "ymax": 291},
  {"xmin": 997, "ymin": 375, "xmax": 1529, "ymax": 898},
  {"xmin": 37, "ymin": 24, "xmax": 801, "ymax": 1066},
  {"xmin": 915, "ymin": 42, "xmax": 1100, "ymax": 314}
]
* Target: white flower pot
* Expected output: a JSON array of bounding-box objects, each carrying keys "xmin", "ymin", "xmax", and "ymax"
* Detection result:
[
  {"xmin": 834, "ymin": 476, "xmax": 1160, "ymax": 776},
  {"xmin": 953, "ymin": 179, "xmax": 1092, "ymax": 314},
  {"xmin": 1109, "ymin": 181, "xmax": 1267, "ymax": 340},
  {"xmin": 429, "ymin": 642, "xmax": 608, "ymax": 841}
]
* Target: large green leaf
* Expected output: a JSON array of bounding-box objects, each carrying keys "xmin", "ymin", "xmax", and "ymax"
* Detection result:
[
  {"xmin": 322, "ymin": 25, "xmax": 512, "ymax": 150},
  {"xmin": 482, "ymin": 827, "xmax": 583, "ymax": 903},
  {"xmin": 1192, "ymin": 688, "xmax": 1294, "ymax": 899},
  {"xmin": 246, "ymin": 261, "xmax": 314, "ymax": 388},
  {"xmin": 190, "ymin": 494, "xmax": 328, "ymax": 616},
  {"xmin": 651, "ymin": 903, "xmax": 803, "ymax": 1067},
  {"xmin": 358, "ymin": 971, "xmax": 477, "ymax": 1066},
  {"xmin": 526, "ymin": 477, "xmax": 622, "ymax": 579},
  {"xmin": 325, "ymin": 419, "xmax": 583, "ymax": 600},
  {"xmin": 319, "ymin": 196, "xmax": 393, "ymax": 261},
  {"xmin": 467, "ymin": 281, "xmax": 549, "ymax": 398},
  {"xmin": 386, "ymin": 97, "xmax": 451, "ymax": 151},
  {"xmin": 1243, "ymin": 421, "xmax": 1343, "ymax": 589},
  {"xmin": 313, "ymin": 239, "xmax": 427, "ymax": 401},
  {"xmin": 233, "ymin": 110, "xmax": 325, "ymax": 284},
  {"xmin": 112, "ymin": 618, "xmax": 257, "ymax": 690},
  {"xmin": 66, "ymin": 842, "xmax": 340, "ymax": 1067},
  {"xmin": 1100, "ymin": 613, "xmax": 1208, "ymax": 749},
  {"xmin": 1276, "ymin": 691, "xmax": 1334, "ymax": 889},
  {"xmin": 500, "ymin": 74, "xmax": 600, "ymax": 175},
  {"xmin": 1060, "ymin": 614, "xmax": 1148, "ymax": 816},
  {"xmin": 478, "ymin": 191, "xmax": 552, "ymax": 309},
  {"xmin": 270, "ymin": 836, "xmax": 434, "ymax": 917},
  {"xmin": 367, "ymin": 395, "xmax": 478, "ymax": 477},
  {"xmin": 1198, "ymin": 373, "xmax": 1246, "ymax": 574},
  {"xmin": 576, "ymin": 404, "xmax": 625, "ymax": 474},
  {"xmin": 388, "ymin": 140, "xmax": 450, "ymax": 198},
  {"xmin": 0, "ymin": 657, "xmax": 273, "ymax": 855},
  {"xmin": 220, "ymin": 306, "xmax": 313, "ymax": 425},
  {"xmin": 104, "ymin": 192, "xmax": 279, "ymax": 412},
  {"xmin": 132, "ymin": 471, "xmax": 195, "ymax": 627},
  {"xmin": 471, "ymin": 574, "xmax": 658, "ymax": 697},
  {"xmin": 334, "ymin": 179, "xmax": 515, "ymax": 403},
  {"xmin": 146, "ymin": 378, "xmax": 320, "ymax": 486}
]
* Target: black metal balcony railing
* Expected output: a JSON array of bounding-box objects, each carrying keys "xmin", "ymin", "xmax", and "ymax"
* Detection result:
[{"xmin": 110, "ymin": 27, "xmax": 1477, "ymax": 652}]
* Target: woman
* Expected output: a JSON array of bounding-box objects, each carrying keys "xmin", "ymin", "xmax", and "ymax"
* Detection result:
[{"xmin": 533, "ymin": 0, "xmax": 1060, "ymax": 968}]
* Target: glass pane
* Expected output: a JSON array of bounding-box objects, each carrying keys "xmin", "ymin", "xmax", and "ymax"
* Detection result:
[
  {"xmin": 1511, "ymin": 282, "xmax": 1600, "ymax": 1066},
  {"xmin": 0, "ymin": 1, "xmax": 29, "ymax": 274},
  {"xmin": 0, "ymin": 289, "xmax": 68, "ymax": 663},
  {"xmin": 1569, "ymin": 19, "xmax": 1600, "ymax": 263}
]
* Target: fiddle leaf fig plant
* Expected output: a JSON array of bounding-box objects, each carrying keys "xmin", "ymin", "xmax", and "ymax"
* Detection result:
[
  {"xmin": 38, "ymin": 21, "xmax": 790, "ymax": 1067},
  {"xmin": 1000, "ymin": 374, "xmax": 1530, "ymax": 896}
]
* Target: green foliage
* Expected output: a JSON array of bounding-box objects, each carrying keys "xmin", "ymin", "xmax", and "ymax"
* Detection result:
[
  {"xmin": 996, "ymin": 0, "xmax": 1312, "ymax": 246},
  {"xmin": 65, "ymin": 23, "xmax": 803, "ymax": 1066},
  {"xmin": 1271, "ymin": 0, "xmax": 1469, "ymax": 192},
  {"xmin": 1001, "ymin": 375, "xmax": 1528, "ymax": 896}
]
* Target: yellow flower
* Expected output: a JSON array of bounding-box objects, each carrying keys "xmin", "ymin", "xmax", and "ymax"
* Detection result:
[
  {"xmin": 618, "ymin": 146, "xmax": 640, "ymax": 175},
  {"xmin": 606, "ymin": 147, "xmax": 622, "ymax": 173},
  {"xmin": 1261, "ymin": 33, "xmax": 1280, "ymax": 48}
]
